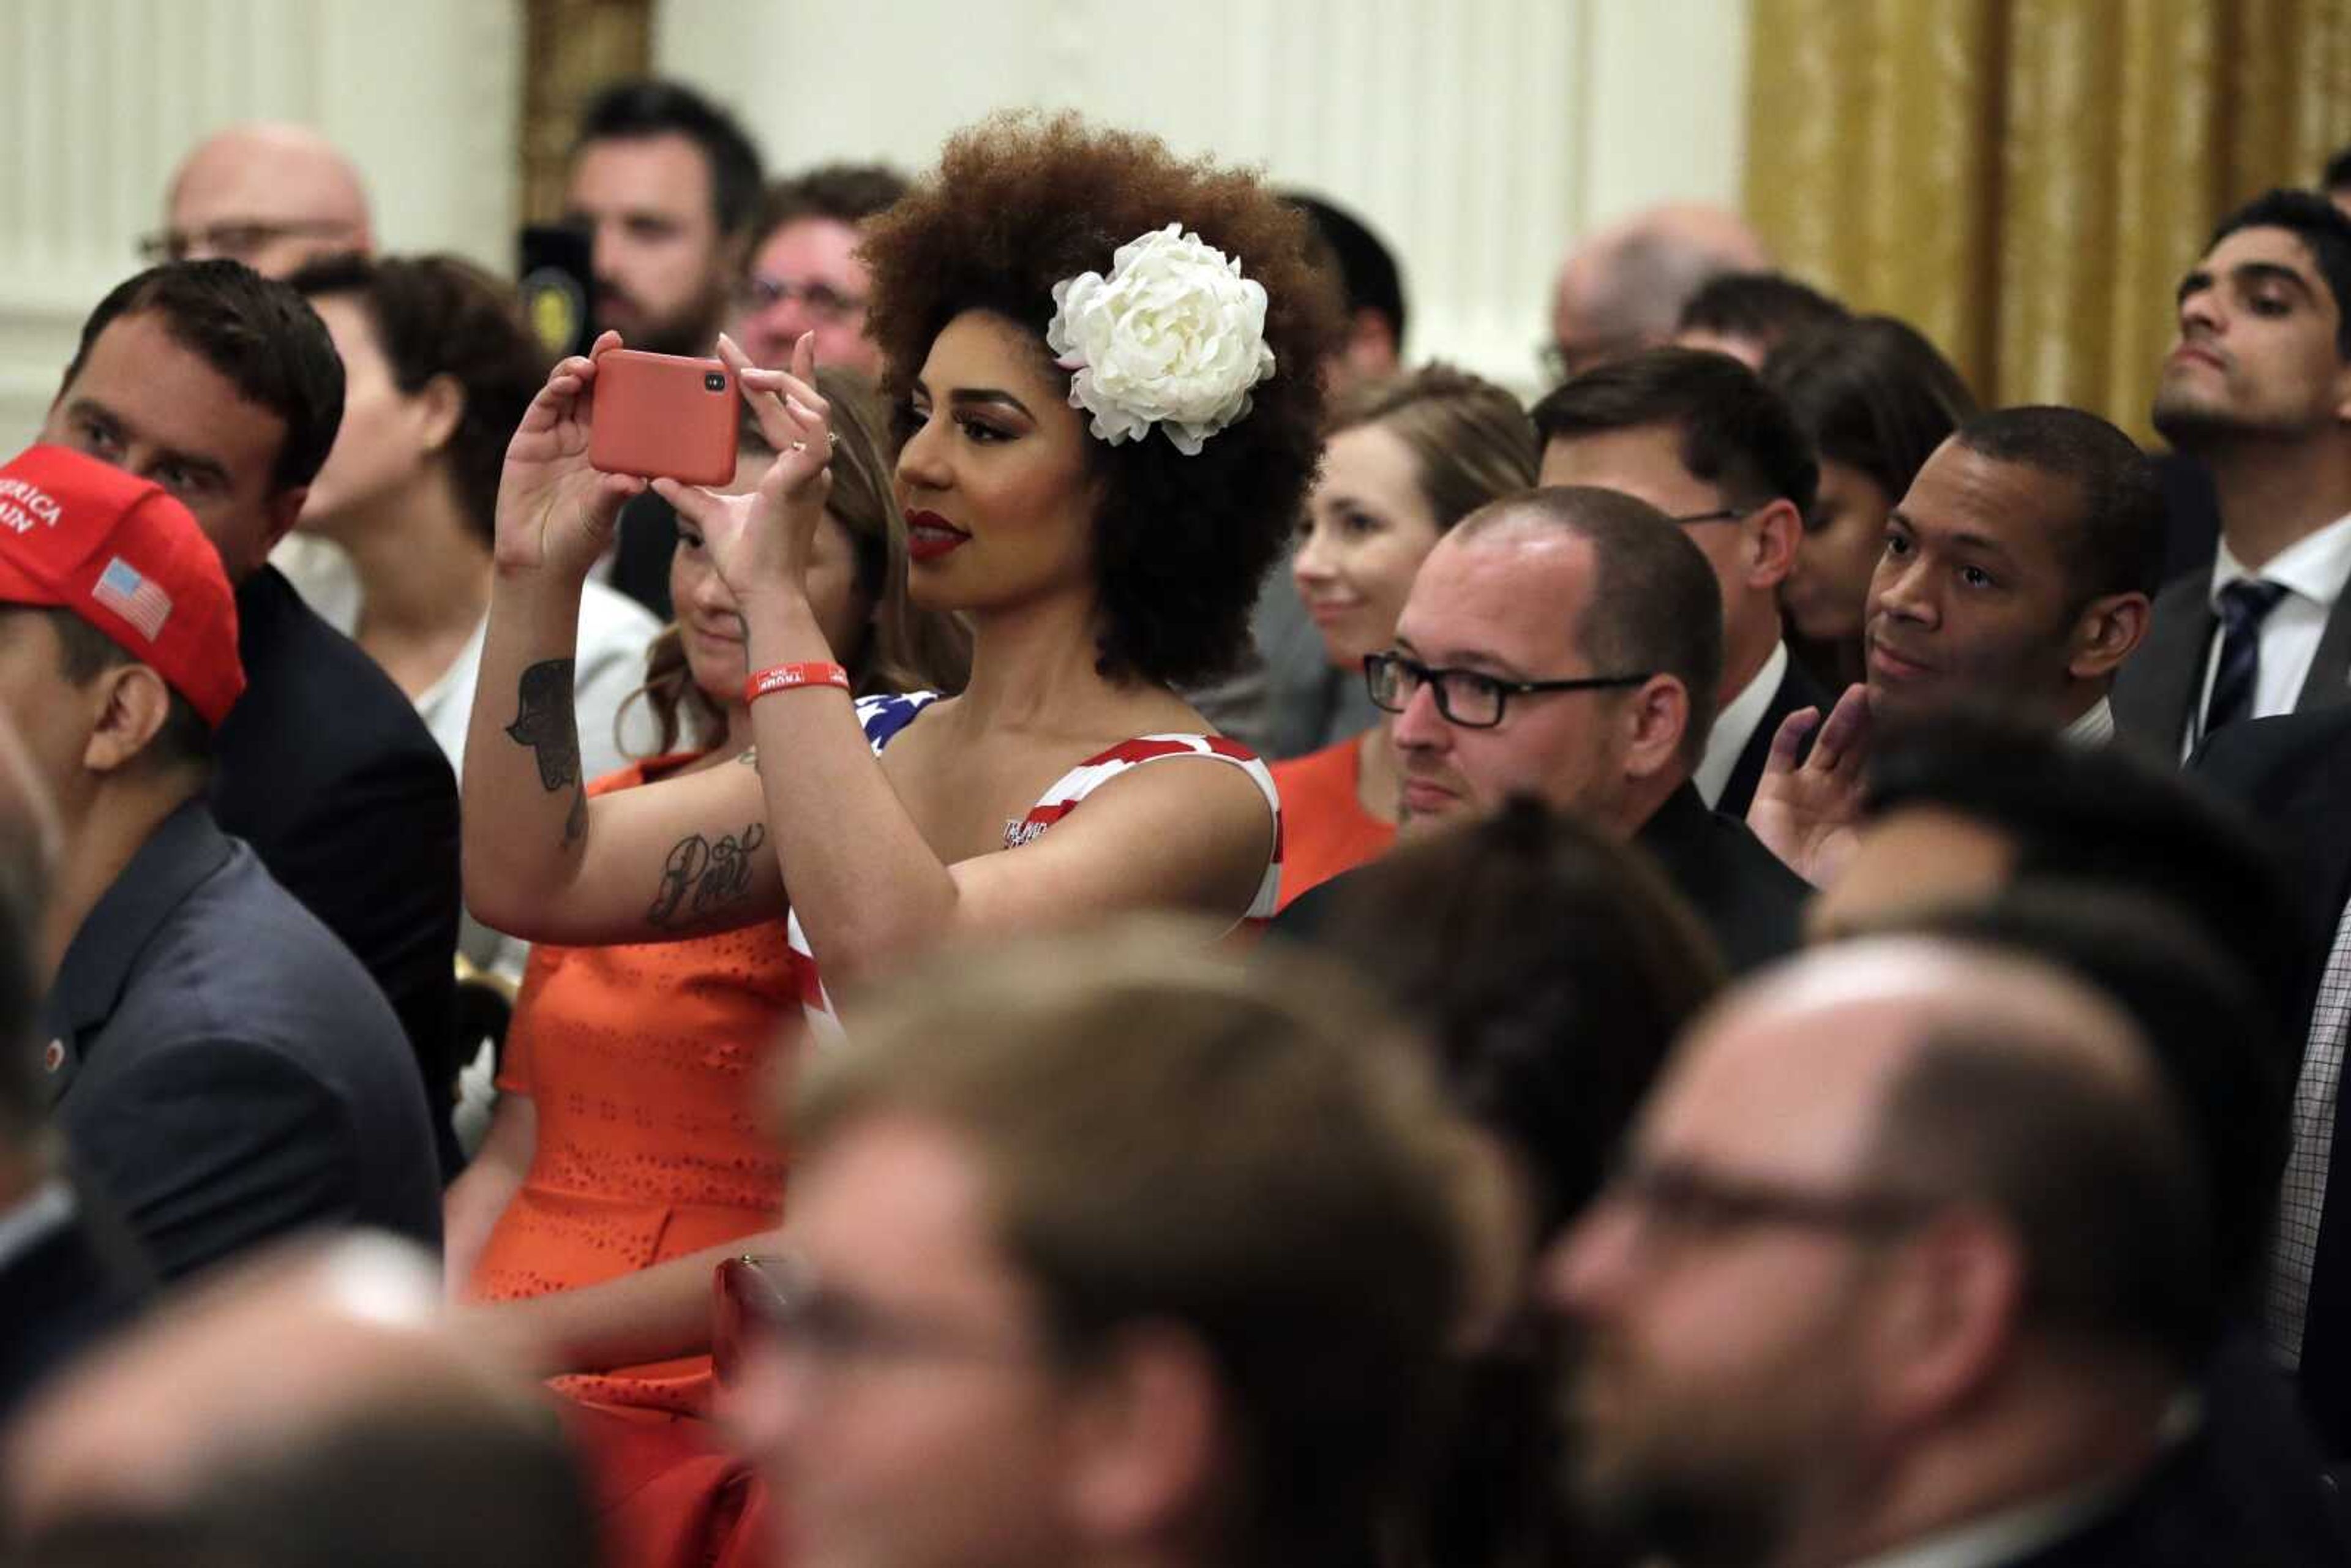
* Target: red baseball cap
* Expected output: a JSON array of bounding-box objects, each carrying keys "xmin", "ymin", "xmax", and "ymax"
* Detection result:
[{"xmin": 0, "ymin": 445, "xmax": 244, "ymax": 726}]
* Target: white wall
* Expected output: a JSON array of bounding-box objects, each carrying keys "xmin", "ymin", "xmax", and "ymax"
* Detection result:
[
  {"xmin": 659, "ymin": 0, "xmax": 1750, "ymax": 394},
  {"xmin": 0, "ymin": 0, "xmax": 521, "ymax": 450},
  {"xmin": 0, "ymin": 0, "xmax": 1747, "ymax": 450}
]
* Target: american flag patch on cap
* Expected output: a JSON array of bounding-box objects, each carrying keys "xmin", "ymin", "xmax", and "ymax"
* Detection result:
[{"xmin": 92, "ymin": 556, "xmax": 173, "ymax": 641}]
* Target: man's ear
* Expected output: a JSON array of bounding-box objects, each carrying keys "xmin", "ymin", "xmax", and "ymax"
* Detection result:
[
  {"xmin": 1867, "ymin": 1209, "xmax": 2025, "ymax": 1437},
  {"xmin": 1747, "ymin": 497, "xmax": 1803, "ymax": 591},
  {"xmin": 2067, "ymin": 590, "xmax": 2151, "ymax": 683},
  {"xmin": 1060, "ymin": 1324, "xmax": 1225, "ymax": 1549},
  {"xmin": 415, "ymin": 374, "xmax": 466, "ymax": 456},
  {"xmin": 81, "ymin": 663, "xmax": 173, "ymax": 776},
  {"xmin": 258, "ymin": 486, "xmax": 309, "ymax": 564},
  {"xmin": 1621, "ymin": 673, "xmax": 1692, "ymax": 783}
]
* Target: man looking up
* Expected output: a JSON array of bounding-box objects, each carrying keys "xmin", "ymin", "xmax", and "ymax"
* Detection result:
[
  {"xmin": 2122, "ymin": 190, "xmax": 2351, "ymax": 753},
  {"xmin": 151, "ymin": 123, "xmax": 372, "ymax": 278},
  {"xmin": 1533, "ymin": 348, "xmax": 1824, "ymax": 817},
  {"xmin": 565, "ymin": 78, "xmax": 764, "ymax": 357},
  {"xmin": 1281, "ymin": 486, "xmax": 1807, "ymax": 972},
  {"xmin": 1750, "ymin": 408, "xmax": 2162, "ymax": 885},
  {"xmin": 0, "ymin": 446, "xmax": 438, "ymax": 1279},
  {"xmin": 39, "ymin": 261, "xmax": 463, "ymax": 1165},
  {"xmin": 1546, "ymin": 940, "xmax": 2254, "ymax": 1567}
]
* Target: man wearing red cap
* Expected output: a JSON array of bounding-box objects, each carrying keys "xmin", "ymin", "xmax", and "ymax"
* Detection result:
[{"xmin": 0, "ymin": 445, "xmax": 440, "ymax": 1280}]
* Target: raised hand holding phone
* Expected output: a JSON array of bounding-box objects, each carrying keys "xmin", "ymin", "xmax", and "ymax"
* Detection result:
[
  {"xmin": 653, "ymin": 331, "xmax": 834, "ymax": 609},
  {"xmin": 495, "ymin": 330, "xmax": 647, "ymax": 580}
]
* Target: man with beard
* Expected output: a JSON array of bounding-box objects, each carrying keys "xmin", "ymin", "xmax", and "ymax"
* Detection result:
[
  {"xmin": 2118, "ymin": 190, "xmax": 2351, "ymax": 755},
  {"xmin": 1541, "ymin": 939, "xmax": 2271, "ymax": 1567},
  {"xmin": 564, "ymin": 80, "xmax": 765, "ymax": 617}
]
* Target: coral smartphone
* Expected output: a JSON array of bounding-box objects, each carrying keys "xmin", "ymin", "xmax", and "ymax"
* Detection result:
[
  {"xmin": 517, "ymin": 223, "xmax": 596, "ymax": 360},
  {"xmin": 588, "ymin": 350, "xmax": 741, "ymax": 486}
]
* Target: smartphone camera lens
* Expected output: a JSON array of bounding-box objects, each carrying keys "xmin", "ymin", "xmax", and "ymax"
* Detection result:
[{"xmin": 704, "ymin": 372, "xmax": 727, "ymax": 392}]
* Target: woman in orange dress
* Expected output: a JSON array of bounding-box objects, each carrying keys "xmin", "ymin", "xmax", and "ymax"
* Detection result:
[
  {"xmin": 1275, "ymin": 367, "xmax": 1538, "ymax": 908},
  {"xmin": 440, "ymin": 373, "xmax": 967, "ymax": 1418}
]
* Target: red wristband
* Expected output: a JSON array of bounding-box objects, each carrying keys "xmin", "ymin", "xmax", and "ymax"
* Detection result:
[{"xmin": 744, "ymin": 662, "xmax": 850, "ymax": 702}]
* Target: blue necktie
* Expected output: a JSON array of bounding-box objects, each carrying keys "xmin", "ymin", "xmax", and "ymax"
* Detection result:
[{"xmin": 2203, "ymin": 579, "xmax": 2290, "ymax": 738}]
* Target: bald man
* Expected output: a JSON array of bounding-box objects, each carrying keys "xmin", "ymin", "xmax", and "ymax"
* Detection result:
[
  {"xmin": 153, "ymin": 123, "xmax": 373, "ymax": 279},
  {"xmin": 1542, "ymin": 940, "xmax": 2315, "ymax": 1567},
  {"xmin": 1547, "ymin": 202, "xmax": 1770, "ymax": 382},
  {"xmin": 5, "ymin": 1237, "xmax": 594, "ymax": 1567}
]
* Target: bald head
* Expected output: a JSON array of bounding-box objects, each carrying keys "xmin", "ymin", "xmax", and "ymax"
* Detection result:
[
  {"xmin": 1550, "ymin": 203, "xmax": 1771, "ymax": 378},
  {"xmin": 164, "ymin": 124, "xmax": 372, "ymax": 278},
  {"xmin": 5, "ymin": 1237, "xmax": 574, "ymax": 1537}
]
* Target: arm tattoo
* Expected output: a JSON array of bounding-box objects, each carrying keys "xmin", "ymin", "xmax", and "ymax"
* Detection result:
[
  {"xmin": 647, "ymin": 823, "xmax": 770, "ymax": 927},
  {"xmin": 505, "ymin": 658, "xmax": 586, "ymax": 846}
]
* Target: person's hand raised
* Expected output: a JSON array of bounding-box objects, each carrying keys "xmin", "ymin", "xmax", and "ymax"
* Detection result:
[
  {"xmin": 653, "ymin": 332, "xmax": 834, "ymax": 610},
  {"xmin": 494, "ymin": 331, "xmax": 647, "ymax": 579},
  {"xmin": 1745, "ymin": 682, "xmax": 1873, "ymax": 887}
]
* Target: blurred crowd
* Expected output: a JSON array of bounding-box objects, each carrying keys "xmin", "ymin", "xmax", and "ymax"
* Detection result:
[{"xmin": 4, "ymin": 71, "xmax": 2351, "ymax": 1568}]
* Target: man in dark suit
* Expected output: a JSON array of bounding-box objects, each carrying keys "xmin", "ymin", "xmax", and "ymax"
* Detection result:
[
  {"xmin": 1543, "ymin": 937, "xmax": 2338, "ymax": 1567},
  {"xmin": 2198, "ymin": 703, "xmax": 2351, "ymax": 1460},
  {"xmin": 2117, "ymin": 189, "xmax": 2351, "ymax": 757},
  {"xmin": 1532, "ymin": 347, "xmax": 1828, "ymax": 819},
  {"xmin": 1280, "ymin": 484, "xmax": 1806, "ymax": 972},
  {"xmin": 0, "ymin": 446, "xmax": 440, "ymax": 1280},
  {"xmin": 37, "ymin": 260, "xmax": 461, "ymax": 1163}
]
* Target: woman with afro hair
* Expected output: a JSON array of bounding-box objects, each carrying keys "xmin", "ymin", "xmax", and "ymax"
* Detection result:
[{"xmin": 466, "ymin": 111, "xmax": 1337, "ymax": 1008}]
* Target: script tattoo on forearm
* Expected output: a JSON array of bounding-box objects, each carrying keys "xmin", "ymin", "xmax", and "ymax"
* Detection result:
[
  {"xmin": 646, "ymin": 823, "xmax": 770, "ymax": 927},
  {"xmin": 505, "ymin": 658, "xmax": 587, "ymax": 846}
]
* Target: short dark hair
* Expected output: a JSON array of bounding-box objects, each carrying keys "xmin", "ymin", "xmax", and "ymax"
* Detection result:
[
  {"xmin": 1949, "ymin": 405, "xmax": 2163, "ymax": 602},
  {"xmin": 2208, "ymin": 188, "xmax": 2351, "ymax": 359},
  {"xmin": 1306, "ymin": 795, "xmax": 1723, "ymax": 1234},
  {"xmin": 1674, "ymin": 271, "xmax": 1848, "ymax": 354},
  {"xmin": 63, "ymin": 261, "xmax": 345, "ymax": 494},
  {"xmin": 1863, "ymin": 706, "xmax": 2301, "ymax": 1010},
  {"xmin": 1873, "ymin": 1011, "xmax": 2218, "ymax": 1370},
  {"xmin": 1884, "ymin": 885, "xmax": 2283, "ymax": 1320},
  {"xmin": 1530, "ymin": 345, "xmax": 1820, "ymax": 519},
  {"xmin": 1283, "ymin": 192, "xmax": 1408, "ymax": 351},
  {"xmin": 572, "ymin": 78, "xmax": 765, "ymax": 238},
  {"xmin": 752, "ymin": 163, "xmax": 908, "ymax": 246},
  {"xmin": 285, "ymin": 253, "xmax": 549, "ymax": 544},
  {"xmin": 43, "ymin": 608, "xmax": 213, "ymax": 768},
  {"xmin": 2325, "ymin": 146, "xmax": 2351, "ymax": 194},
  {"xmin": 1762, "ymin": 315, "xmax": 1979, "ymax": 522},
  {"xmin": 1460, "ymin": 486, "xmax": 1726, "ymax": 767}
]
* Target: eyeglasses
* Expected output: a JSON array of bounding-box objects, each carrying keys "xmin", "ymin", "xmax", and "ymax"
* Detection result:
[
  {"xmin": 1599, "ymin": 1156, "xmax": 1941, "ymax": 1252},
  {"xmin": 712, "ymin": 1251, "xmax": 1038, "ymax": 1384},
  {"xmin": 736, "ymin": 274, "xmax": 866, "ymax": 325},
  {"xmin": 1667, "ymin": 505, "xmax": 1758, "ymax": 527},
  {"xmin": 138, "ymin": 219, "xmax": 356, "ymax": 264},
  {"xmin": 1363, "ymin": 650, "xmax": 1651, "ymax": 729}
]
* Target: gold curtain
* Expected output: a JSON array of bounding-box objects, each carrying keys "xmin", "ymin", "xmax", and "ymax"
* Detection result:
[
  {"xmin": 1747, "ymin": 0, "xmax": 2351, "ymax": 438},
  {"xmin": 519, "ymin": 0, "xmax": 655, "ymax": 225}
]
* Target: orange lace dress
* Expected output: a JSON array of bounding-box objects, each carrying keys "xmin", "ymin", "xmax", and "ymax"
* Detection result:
[{"xmin": 465, "ymin": 754, "xmax": 810, "ymax": 1417}]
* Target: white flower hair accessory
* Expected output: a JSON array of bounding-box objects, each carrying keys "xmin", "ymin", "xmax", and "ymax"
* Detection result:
[{"xmin": 1044, "ymin": 223, "xmax": 1277, "ymax": 456}]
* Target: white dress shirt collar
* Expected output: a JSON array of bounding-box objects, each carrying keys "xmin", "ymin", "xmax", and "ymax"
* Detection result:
[
  {"xmin": 1840, "ymin": 1471, "xmax": 2134, "ymax": 1568},
  {"xmin": 2062, "ymin": 695, "xmax": 2115, "ymax": 748},
  {"xmin": 1696, "ymin": 640, "xmax": 1790, "ymax": 808},
  {"xmin": 2210, "ymin": 510, "xmax": 2351, "ymax": 609}
]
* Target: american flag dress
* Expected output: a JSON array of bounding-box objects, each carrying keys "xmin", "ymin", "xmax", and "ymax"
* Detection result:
[{"xmin": 785, "ymin": 691, "xmax": 1283, "ymax": 1031}]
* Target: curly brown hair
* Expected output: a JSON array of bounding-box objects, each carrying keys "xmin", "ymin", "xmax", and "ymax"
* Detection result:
[{"xmin": 860, "ymin": 113, "xmax": 1341, "ymax": 688}]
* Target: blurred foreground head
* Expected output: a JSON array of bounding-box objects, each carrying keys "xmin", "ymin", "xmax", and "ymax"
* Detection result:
[
  {"xmin": 726, "ymin": 920, "xmax": 1491, "ymax": 1568},
  {"xmin": 4, "ymin": 1236, "xmax": 596, "ymax": 1568},
  {"xmin": 1542, "ymin": 939, "xmax": 2213, "ymax": 1568}
]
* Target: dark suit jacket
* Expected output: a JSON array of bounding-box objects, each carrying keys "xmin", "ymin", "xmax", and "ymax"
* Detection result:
[
  {"xmin": 1715, "ymin": 653, "xmax": 1829, "ymax": 821},
  {"xmin": 0, "ymin": 1176, "xmax": 150, "ymax": 1428},
  {"xmin": 1631, "ymin": 782, "xmax": 1809, "ymax": 975},
  {"xmin": 2113, "ymin": 569, "xmax": 2351, "ymax": 753},
  {"xmin": 210, "ymin": 566, "xmax": 461, "ymax": 1166},
  {"xmin": 608, "ymin": 491, "xmax": 680, "ymax": 621},
  {"xmin": 2195, "ymin": 705, "xmax": 2351, "ymax": 1457}
]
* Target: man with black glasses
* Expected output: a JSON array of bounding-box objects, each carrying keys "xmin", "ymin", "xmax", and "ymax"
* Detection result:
[{"xmin": 1278, "ymin": 486, "xmax": 1805, "ymax": 972}]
